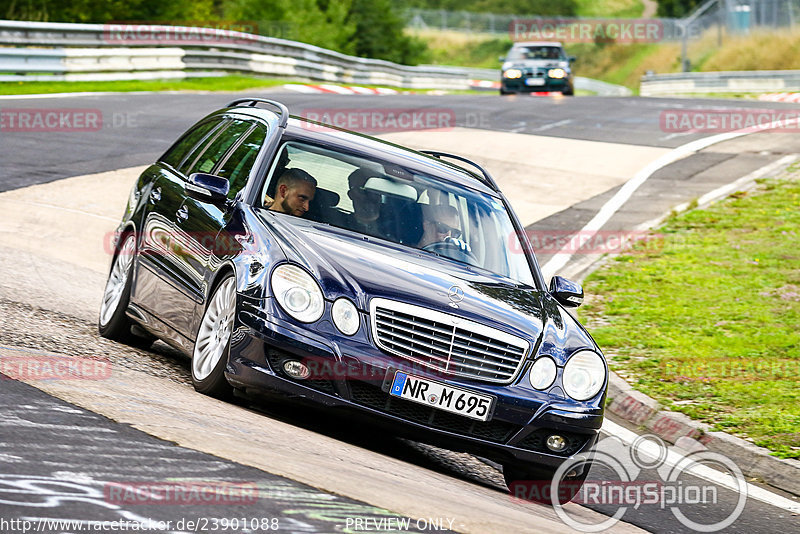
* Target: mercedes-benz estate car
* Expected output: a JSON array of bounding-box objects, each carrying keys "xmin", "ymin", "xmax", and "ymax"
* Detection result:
[
  {"xmin": 500, "ymin": 41, "xmax": 575, "ymax": 95},
  {"xmin": 99, "ymin": 98, "xmax": 606, "ymax": 503}
]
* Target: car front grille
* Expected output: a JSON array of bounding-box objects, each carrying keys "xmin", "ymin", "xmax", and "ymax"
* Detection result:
[
  {"xmin": 349, "ymin": 381, "xmax": 520, "ymax": 443},
  {"xmin": 370, "ymin": 298, "xmax": 529, "ymax": 384}
]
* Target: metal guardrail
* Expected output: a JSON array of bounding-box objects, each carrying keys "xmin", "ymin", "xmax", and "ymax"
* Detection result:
[
  {"xmin": 575, "ymin": 77, "xmax": 632, "ymax": 96},
  {"xmin": 0, "ymin": 20, "xmax": 469, "ymax": 89},
  {"xmin": 640, "ymin": 70, "xmax": 800, "ymax": 95},
  {"xmin": 0, "ymin": 20, "xmax": 632, "ymax": 95}
]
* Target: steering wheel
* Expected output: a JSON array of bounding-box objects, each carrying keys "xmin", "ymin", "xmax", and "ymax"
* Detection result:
[{"xmin": 422, "ymin": 239, "xmax": 477, "ymax": 264}]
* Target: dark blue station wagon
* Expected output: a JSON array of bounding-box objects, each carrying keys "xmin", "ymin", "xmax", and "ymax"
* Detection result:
[{"xmin": 99, "ymin": 98, "xmax": 607, "ymax": 502}]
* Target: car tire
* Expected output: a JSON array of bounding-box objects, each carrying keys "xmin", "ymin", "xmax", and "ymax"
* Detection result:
[
  {"xmin": 503, "ymin": 461, "xmax": 590, "ymax": 505},
  {"xmin": 562, "ymin": 84, "xmax": 575, "ymax": 96},
  {"xmin": 99, "ymin": 234, "xmax": 139, "ymax": 341},
  {"xmin": 191, "ymin": 275, "xmax": 236, "ymax": 399}
]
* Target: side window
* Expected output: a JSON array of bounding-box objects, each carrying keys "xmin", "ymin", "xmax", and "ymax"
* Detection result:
[
  {"xmin": 217, "ymin": 124, "xmax": 267, "ymax": 200},
  {"xmin": 160, "ymin": 119, "xmax": 223, "ymax": 171},
  {"xmin": 183, "ymin": 119, "xmax": 252, "ymax": 177}
]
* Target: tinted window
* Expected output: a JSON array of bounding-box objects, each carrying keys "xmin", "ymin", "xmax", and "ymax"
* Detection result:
[
  {"xmin": 508, "ymin": 46, "xmax": 564, "ymax": 60},
  {"xmin": 183, "ymin": 119, "xmax": 252, "ymax": 176},
  {"xmin": 263, "ymin": 142, "xmax": 535, "ymax": 286},
  {"xmin": 217, "ymin": 124, "xmax": 267, "ymax": 199},
  {"xmin": 160, "ymin": 119, "xmax": 223, "ymax": 171}
]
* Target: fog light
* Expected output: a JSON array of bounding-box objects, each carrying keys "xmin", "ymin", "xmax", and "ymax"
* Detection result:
[
  {"xmin": 283, "ymin": 360, "xmax": 310, "ymax": 380},
  {"xmin": 546, "ymin": 434, "xmax": 568, "ymax": 452}
]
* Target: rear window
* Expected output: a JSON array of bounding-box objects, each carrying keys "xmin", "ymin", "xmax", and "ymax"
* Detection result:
[
  {"xmin": 183, "ymin": 119, "xmax": 253, "ymax": 177},
  {"xmin": 160, "ymin": 119, "xmax": 223, "ymax": 172}
]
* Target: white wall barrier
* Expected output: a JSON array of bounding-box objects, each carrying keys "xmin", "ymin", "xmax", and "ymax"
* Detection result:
[{"xmin": 641, "ymin": 70, "xmax": 800, "ymax": 96}]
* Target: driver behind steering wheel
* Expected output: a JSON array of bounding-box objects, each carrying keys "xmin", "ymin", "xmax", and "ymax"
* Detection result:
[{"xmin": 417, "ymin": 204, "xmax": 471, "ymax": 255}]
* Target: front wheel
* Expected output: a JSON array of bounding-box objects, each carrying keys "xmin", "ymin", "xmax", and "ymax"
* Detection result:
[
  {"xmin": 504, "ymin": 461, "xmax": 590, "ymax": 505},
  {"xmin": 99, "ymin": 234, "xmax": 138, "ymax": 342},
  {"xmin": 191, "ymin": 276, "xmax": 236, "ymax": 398}
]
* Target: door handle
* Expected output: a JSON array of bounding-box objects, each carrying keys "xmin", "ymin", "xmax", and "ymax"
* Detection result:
[
  {"xmin": 149, "ymin": 187, "xmax": 162, "ymax": 203},
  {"xmin": 176, "ymin": 205, "xmax": 189, "ymax": 221}
]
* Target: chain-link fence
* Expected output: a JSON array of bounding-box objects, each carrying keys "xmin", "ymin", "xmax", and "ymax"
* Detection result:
[
  {"xmin": 677, "ymin": 0, "xmax": 800, "ymax": 70},
  {"xmin": 405, "ymin": 9, "xmax": 515, "ymax": 34},
  {"xmin": 405, "ymin": 1, "xmax": 800, "ymax": 38},
  {"xmin": 405, "ymin": 1, "xmax": 800, "ymax": 73}
]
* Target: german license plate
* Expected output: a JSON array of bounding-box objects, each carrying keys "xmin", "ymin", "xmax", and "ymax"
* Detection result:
[
  {"xmin": 525, "ymin": 77, "xmax": 545, "ymax": 86},
  {"xmin": 389, "ymin": 372, "xmax": 494, "ymax": 422}
]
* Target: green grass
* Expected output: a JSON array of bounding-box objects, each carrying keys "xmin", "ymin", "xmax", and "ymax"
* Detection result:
[
  {"xmin": 579, "ymin": 168, "xmax": 800, "ymax": 458},
  {"xmin": 0, "ymin": 76, "xmax": 290, "ymax": 95},
  {"xmin": 0, "ymin": 75, "xmax": 488, "ymax": 96},
  {"xmin": 574, "ymin": 0, "xmax": 645, "ymax": 18}
]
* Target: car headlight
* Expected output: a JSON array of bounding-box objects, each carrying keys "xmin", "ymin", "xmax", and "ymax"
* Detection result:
[
  {"xmin": 504, "ymin": 68, "xmax": 522, "ymax": 79},
  {"xmin": 529, "ymin": 357, "xmax": 557, "ymax": 390},
  {"xmin": 332, "ymin": 298, "xmax": 359, "ymax": 336},
  {"xmin": 270, "ymin": 264, "xmax": 324, "ymax": 323},
  {"xmin": 548, "ymin": 68, "xmax": 566, "ymax": 79},
  {"xmin": 563, "ymin": 351, "xmax": 606, "ymax": 401}
]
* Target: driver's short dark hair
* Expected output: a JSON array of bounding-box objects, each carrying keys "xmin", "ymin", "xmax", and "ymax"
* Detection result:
[{"xmin": 276, "ymin": 168, "xmax": 317, "ymax": 190}]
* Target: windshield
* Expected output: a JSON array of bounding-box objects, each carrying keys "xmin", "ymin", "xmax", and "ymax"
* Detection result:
[
  {"xmin": 261, "ymin": 141, "xmax": 536, "ymax": 286},
  {"xmin": 508, "ymin": 46, "xmax": 565, "ymax": 60}
]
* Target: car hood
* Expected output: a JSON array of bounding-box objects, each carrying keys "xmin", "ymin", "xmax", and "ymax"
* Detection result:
[{"xmin": 259, "ymin": 214, "xmax": 593, "ymax": 349}]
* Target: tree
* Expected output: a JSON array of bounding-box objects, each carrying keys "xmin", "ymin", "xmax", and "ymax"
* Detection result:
[
  {"xmin": 347, "ymin": 0, "xmax": 427, "ymax": 64},
  {"xmin": 656, "ymin": 0, "xmax": 704, "ymax": 18},
  {"xmin": 223, "ymin": 0, "xmax": 355, "ymax": 53}
]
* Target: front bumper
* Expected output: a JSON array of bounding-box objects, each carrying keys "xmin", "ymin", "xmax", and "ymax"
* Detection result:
[
  {"xmin": 227, "ymin": 299, "xmax": 603, "ymax": 468},
  {"xmin": 501, "ymin": 76, "xmax": 572, "ymax": 94}
]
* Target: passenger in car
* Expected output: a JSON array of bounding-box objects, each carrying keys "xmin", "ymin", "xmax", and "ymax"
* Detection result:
[
  {"xmin": 345, "ymin": 168, "xmax": 383, "ymax": 236},
  {"xmin": 265, "ymin": 168, "xmax": 317, "ymax": 217}
]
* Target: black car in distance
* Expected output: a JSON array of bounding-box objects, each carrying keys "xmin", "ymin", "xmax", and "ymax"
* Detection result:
[{"xmin": 500, "ymin": 41, "xmax": 576, "ymax": 95}]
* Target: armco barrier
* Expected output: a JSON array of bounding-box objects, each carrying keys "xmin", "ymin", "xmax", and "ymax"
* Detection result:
[
  {"xmin": 0, "ymin": 20, "xmax": 632, "ymax": 95},
  {"xmin": 0, "ymin": 20, "xmax": 468, "ymax": 89},
  {"xmin": 641, "ymin": 70, "xmax": 800, "ymax": 96}
]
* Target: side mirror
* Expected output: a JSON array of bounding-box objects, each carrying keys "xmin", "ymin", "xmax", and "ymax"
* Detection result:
[
  {"xmin": 568, "ymin": 56, "xmax": 577, "ymax": 63},
  {"xmin": 549, "ymin": 275, "xmax": 584, "ymax": 308},
  {"xmin": 499, "ymin": 56, "xmax": 506, "ymax": 62},
  {"xmin": 186, "ymin": 173, "xmax": 230, "ymax": 204}
]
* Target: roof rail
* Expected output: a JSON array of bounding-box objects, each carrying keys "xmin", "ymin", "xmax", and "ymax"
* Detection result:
[
  {"xmin": 421, "ymin": 150, "xmax": 499, "ymax": 191},
  {"xmin": 227, "ymin": 98, "xmax": 289, "ymax": 128}
]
